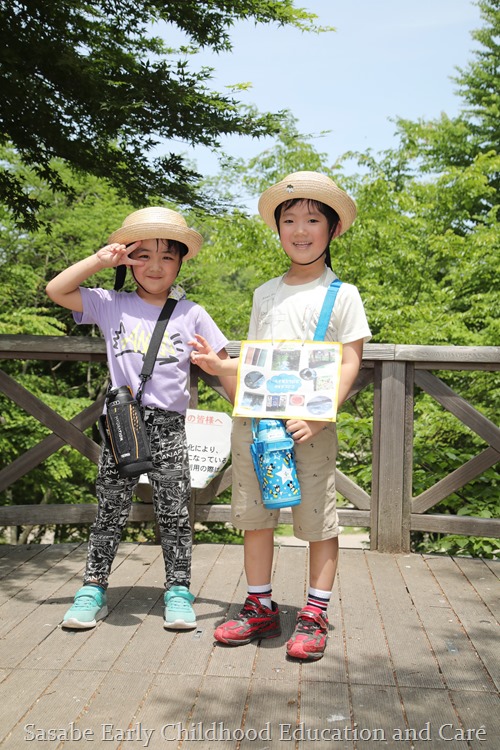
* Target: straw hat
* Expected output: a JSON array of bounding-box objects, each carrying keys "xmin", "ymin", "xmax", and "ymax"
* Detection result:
[
  {"xmin": 108, "ymin": 207, "xmax": 203, "ymax": 260},
  {"xmin": 258, "ymin": 171, "xmax": 357, "ymax": 235}
]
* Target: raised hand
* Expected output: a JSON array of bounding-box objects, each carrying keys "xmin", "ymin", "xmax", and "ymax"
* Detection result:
[
  {"xmin": 95, "ymin": 241, "xmax": 143, "ymax": 268},
  {"xmin": 189, "ymin": 334, "xmax": 238, "ymax": 377}
]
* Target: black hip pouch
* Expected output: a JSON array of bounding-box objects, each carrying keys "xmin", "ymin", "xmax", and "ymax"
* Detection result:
[{"xmin": 99, "ymin": 386, "xmax": 153, "ymax": 478}]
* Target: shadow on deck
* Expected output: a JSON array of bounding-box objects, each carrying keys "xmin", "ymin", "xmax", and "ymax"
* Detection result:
[{"xmin": 0, "ymin": 542, "xmax": 498, "ymax": 749}]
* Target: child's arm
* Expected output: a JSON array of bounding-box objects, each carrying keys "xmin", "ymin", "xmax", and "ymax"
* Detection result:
[
  {"xmin": 189, "ymin": 334, "xmax": 239, "ymax": 377},
  {"xmin": 46, "ymin": 242, "xmax": 142, "ymax": 312},
  {"xmin": 190, "ymin": 334, "xmax": 238, "ymax": 403},
  {"xmin": 337, "ymin": 339, "xmax": 364, "ymax": 407},
  {"xmin": 286, "ymin": 339, "xmax": 363, "ymax": 444}
]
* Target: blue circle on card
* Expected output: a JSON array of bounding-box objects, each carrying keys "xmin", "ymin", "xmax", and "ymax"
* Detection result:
[
  {"xmin": 267, "ymin": 374, "xmax": 301, "ymax": 394},
  {"xmin": 306, "ymin": 395, "xmax": 333, "ymax": 416},
  {"xmin": 300, "ymin": 367, "xmax": 317, "ymax": 381},
  {"xmin": 244, "ymin": 370, "xmax": 265, "ymax": 389}
]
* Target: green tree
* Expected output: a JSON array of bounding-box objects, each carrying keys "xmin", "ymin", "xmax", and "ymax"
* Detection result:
[{"xmin": 0, "ymin": 0, "xmax": 326, "ymax": 230}]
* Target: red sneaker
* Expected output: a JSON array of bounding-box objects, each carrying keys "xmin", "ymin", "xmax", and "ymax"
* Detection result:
[
  {"xmin": 286, "ymin": 606, "xmax": 329, "ymax": 661},
  {"xmin": 214, "ymin": 595, "xmax": 281, "ymax": 645}
]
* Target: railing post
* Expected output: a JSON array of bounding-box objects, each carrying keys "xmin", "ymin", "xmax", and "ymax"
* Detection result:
[
  {"xmin": 188, "ymin": 366, "xmax": 200, "ymax": 530},
  {"xmin": 371, "ymin": 361, "xmax": 413, "ymax": 552}
]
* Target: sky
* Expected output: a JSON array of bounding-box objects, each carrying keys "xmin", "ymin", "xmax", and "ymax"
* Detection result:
[{"xmin": 163, "ymin": 0, "xmax": 482, "ymax": 201}]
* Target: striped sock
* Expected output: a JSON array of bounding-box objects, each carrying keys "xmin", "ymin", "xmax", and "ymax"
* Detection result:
[
  {"xmin": 248, "ymin": 584, "xmax": 273, "ymax": 610},
  {"xmin": 306, "ymin": 586, "xmax": 331, "ymax": 613}
]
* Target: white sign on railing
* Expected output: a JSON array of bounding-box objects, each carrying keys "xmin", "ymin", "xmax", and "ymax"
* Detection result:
[{"xmin": 185, "ymin": 408, "xmax": 232, "ymax": 488}]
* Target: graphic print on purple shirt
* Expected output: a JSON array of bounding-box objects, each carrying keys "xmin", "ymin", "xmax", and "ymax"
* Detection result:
[{"xmin": 74, "ymin": 287, "xmax": 228, "ymax": 414}]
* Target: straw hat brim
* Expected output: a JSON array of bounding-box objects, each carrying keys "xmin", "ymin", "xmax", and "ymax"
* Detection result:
[
  {"xmin": 108, "ymin": 222, "xmax": 203, "ymax": 261},
  {"xmin": 258, "ymin": 172, "xmax": 357, "ymax": 235}
]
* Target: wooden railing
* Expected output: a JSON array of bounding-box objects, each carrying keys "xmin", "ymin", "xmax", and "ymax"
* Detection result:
[{"xmin": 0, "ymin": 335, "xmax": 499, "ymax": 552}]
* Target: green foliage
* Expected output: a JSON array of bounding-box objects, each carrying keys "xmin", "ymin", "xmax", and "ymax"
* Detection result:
[{"xmin": 0, "ymin": 0, "xmax": 326, "ymax": 230}]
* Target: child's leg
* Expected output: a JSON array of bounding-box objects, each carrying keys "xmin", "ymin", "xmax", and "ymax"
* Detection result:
[
  {"xmin": 214, "ymin": 528, "xmax": 280, "ymax": 645},
  {"xmin": 308, "ymin": 536, "xmax": 339, "ymax": 591},
  {"xmin": 286, "ymin": 537, "xmax": 338, "ymax": 661},
  {"xmin": 147, "ymin": 411, "xmax": 192, "ymax": 590},
  {"xmin": 62, "ymin": 447, "xmax": 137, "ymax": 629},
  {"xmin": 147, "ymin": 410, "xmax": 195, "ymax": 630},
  {"xmin": 244, "ymin": 528, "xmax": 274, "ymax": 585},
  {"xmin": 83, "ymin": 446, "xmax": 138, "ymax": 586}
]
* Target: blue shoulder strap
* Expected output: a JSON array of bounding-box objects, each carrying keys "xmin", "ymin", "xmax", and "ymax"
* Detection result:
[{"xmin": 313, "ymin": 279, "xmax": 343, "ymax": 341}]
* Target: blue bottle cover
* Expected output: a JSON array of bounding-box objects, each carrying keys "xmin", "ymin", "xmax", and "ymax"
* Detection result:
[{"xmin": 250, "ymin": 419, "xmax": 301, "ymax": 509}]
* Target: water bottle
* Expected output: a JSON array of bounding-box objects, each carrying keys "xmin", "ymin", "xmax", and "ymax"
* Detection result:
[{"xmin": 250, "ymin": 419, "xmax": 301, "ymax": 509}]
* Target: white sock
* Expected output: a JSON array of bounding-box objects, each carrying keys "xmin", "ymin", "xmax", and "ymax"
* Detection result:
[{"xmin": 248, "ymin": 584, "xmax": 272, "ymax": 610}]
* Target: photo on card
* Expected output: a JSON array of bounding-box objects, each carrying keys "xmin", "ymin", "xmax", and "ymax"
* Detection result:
[
  {"xmin": 308, "ymin": 348, "xmax": 339, "ymax": 368},
  {"xmin": 266, "ymin": 394, "xmax": 287, "ymax": 412},
  {"xmin": 241, "ymin": 391, "xmax": 265, "ymax": 410},
  {"xmin": 271, "ymin": 349, "xmax": 301, "ymax": 372}
]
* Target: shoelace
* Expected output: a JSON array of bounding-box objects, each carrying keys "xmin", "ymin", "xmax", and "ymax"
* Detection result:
[
  {"xmin": 72, "ymin": 594, "xmax": 100, "ymax": 610},
  {"xmin": 167, "ymin": 595, "xmax": 191, "ymax": 611}
]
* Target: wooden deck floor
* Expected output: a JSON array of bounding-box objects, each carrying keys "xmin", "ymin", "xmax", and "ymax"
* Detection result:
[{"xmin": 0, "ymin": 542, "xmax": 498, "ymax": 749}]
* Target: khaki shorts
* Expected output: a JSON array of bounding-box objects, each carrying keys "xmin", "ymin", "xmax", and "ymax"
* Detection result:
[{"xmin": 230, "ymin": 417, "xmax": 339, "ymax": 542}]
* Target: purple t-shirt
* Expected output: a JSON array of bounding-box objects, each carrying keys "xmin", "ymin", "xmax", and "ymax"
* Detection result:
[{"xmin": 74, "ymin": 288, "xmax": 228, "ymax": 414}]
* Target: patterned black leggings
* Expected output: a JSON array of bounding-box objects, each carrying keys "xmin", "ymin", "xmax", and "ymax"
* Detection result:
[{"xmin": 83, "ymin": 409, "xmax": 192, "ymax": 591}]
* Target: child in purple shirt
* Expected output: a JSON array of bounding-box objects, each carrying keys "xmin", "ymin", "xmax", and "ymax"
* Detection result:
[{"xmin": 46, "ymin": 207, "xmax": 232, "ymax": 631}]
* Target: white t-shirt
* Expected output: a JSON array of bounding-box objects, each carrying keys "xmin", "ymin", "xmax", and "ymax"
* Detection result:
[{"xmin": 248, "ymin": 267, "xmax": 371, "ymax": 344}]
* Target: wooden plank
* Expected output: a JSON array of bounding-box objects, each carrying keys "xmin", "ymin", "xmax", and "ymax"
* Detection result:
[
  {"xmin": 0, "ymin": 396, "xmax": 104, "ymax": 492},
  {"xmin": 399, "ymin": 686, "xmax": 469, "ymax": 748},
  {"xmin": 0, "ymin": 334, "xmax": 106, "ymax": 360},
  {"xmin": 1, "ymin": 545, "xmax": 135, "ymax": 670},
  {"xmin": 0, "ymin": 544, "xmax": 87, "ymax": 642},
  {"xmin": 449, "ymin": 557, "xmax": 500, "ymax": 628},
  {"xmin": 425, "ymin": 555, "xmax": 499, "ymax": 691},
  {"xmin": 0, "ymin": 543, "xmax": 79, "ymax": 610},
  {"xmin": 2, "ymin": 335, "xmax": 499, "ymax": 366},
  {"xmin": 0, "ymin": 501, "xmax": 156, "ymax": 525},
  {"xmin": 450, "ymin": 690, "xmax": 500, "ymax": 749},
  {"xmin": 0, "ymin": 668, "xmax": 61, "ymax": 745},
  {"xmin": 374, "ymin": 362, "xmax": 407, "ymax": 552},
  {"xmin": 0, "ymin": 368, "xmax": 100, "ymax": 463},
  {"xmin": 365, "ymin": 552, "xmax": 445, "ymax": 688},
  {"xmin": 132, "ymin": 673, "xmax": 204, "ymax": 749},
  {"xmin": 395, "ymin": 344, "xmax": 500, "ymax": 364},
  {"xmin": 402, "ymin": 362, "xmax": 414, "ymax": 551},
  {"xmin": 0, "ymin": 544, "xmax": 47, "ymax": 578},
  {"xmin": 194, "ymin": 464, "xmax": 233, "ymax": 503},
  {"xmin": 397, "ymin": 555, "xmax": 493, "ymax": 691},
  {"xmin": 6, "ymin": 669, "xmax": 106, "ymax": 748},
  {"xmin": 411, "ymin": 513, "xmax": 500, "ymax": 538},
  {"xmin": 14, "ymin": 546, "xmax": 124, "ymax": 672},
  {"xmin": 58, "ymin": 671, "xmax": 153, "ymax": 750},
  {"xmin": 370, "ymin": 363, "xmax": 382, "ymax": 550},
  {"xmin": 337, "ymin": 549, "xmax": 396, "ymax": 688},
  {"xmin": 238, "ymin": 679, "xmax": 301, "ymax": 750},
  {"xmin": 350, "ymin": 684, "xmax": 406, "ymax": 746},
  {"xmin": 412, "ymin": 446, "xmax": 500, "ymax": 514},
  {"xmin": 0, "ymin": 502, "xmax": 371, "ymax": 530},
  {"xmin": 179, "ymin": 674, "xmax": 250, "ymax": 750},
  {"xmin": 415, "ymin": 369, "xmax": 500, "ymax": 450},
  {"xmin": 298, "ymin": 681, "xmax": 354, "ymax": 749},
  {"xmin": 336, "ymin": 469, "xmax": 371, "ymax": 510}
]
